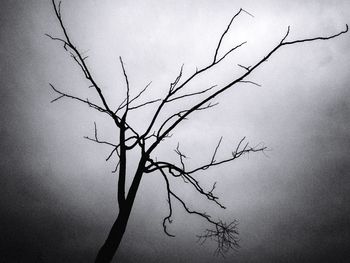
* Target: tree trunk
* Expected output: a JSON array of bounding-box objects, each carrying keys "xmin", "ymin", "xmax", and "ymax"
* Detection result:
[
  {"xmin": 95, "ymin": 201, "xmax": 134, "ymax": 263},
  {"xmin": 95, "ymin": 158, "xmax": 146, "ymax": 263}
]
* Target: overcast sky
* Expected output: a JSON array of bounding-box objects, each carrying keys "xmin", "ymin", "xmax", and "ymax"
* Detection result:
[{"xmin": 1, "ymin": 0, "xmax": 350, "ymax": 262}]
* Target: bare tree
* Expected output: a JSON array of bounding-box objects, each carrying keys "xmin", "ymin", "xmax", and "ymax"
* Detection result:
[{"xmin": 47, "ymin": 0, "xmax": 348, "ymax": 262}]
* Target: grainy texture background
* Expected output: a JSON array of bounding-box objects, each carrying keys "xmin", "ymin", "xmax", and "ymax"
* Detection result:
[{"xmin": 1, "ymin": 0, "xmax": 349, "ymax": 262}]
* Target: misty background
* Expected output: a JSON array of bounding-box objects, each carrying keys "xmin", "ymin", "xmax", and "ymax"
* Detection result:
[{"xmin": 1, "ymin": 0, "xmax": 349, "ymax": 262}]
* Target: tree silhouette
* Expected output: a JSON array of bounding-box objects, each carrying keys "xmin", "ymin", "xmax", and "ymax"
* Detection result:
[{"xmin": 47, "ymin": 0, "xmax": 348, "ymax": 262}]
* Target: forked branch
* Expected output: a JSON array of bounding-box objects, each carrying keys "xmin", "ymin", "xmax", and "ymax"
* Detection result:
[
  {"xmin": 50, "ymin": 83, "xmax": 108, "ymax": 114},
  {"xmin": 146, "ymin": 137, "xmax": 266, "ymax": 211},
  {"xmin": 147, "ymin": 23, "xmax": 348, "ymax": 154},
  {"xmin": 158, "ymin": 165, "xmax": 240, "ymax": 255},
  {"xmin": 48, "ymin": 0, "xmax": 119, "ymax": 127}
]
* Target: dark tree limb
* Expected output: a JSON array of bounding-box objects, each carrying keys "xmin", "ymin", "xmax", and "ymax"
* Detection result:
[
  {"xmin": 166, "ymin": 85, "xmax": 217, "ymax": 103},
  {"xmin": 115, "ymin": 81, "xmax": 152, "ymax": 113},
  {"xmin": 237, "ymin": 64, "xmax": 251, "ymax": 71},
  {"xmin": 154, "ymin": 163, "xmax": 176, "ymax": 237},
  {"xmin": 128, "ymin": 98, "xmax": 162, "ymax": 110},
  {"xmin": 84, "ymin": 122, "xmax": 118, "ymax": 148},
  {"xmin": 156, "ymin": 100, "xmax": 219, "ymax": 138},
  {"xmin": 49, "ymin": 0, "xmax": 118, "ymax": 126},
  {"xmin": 50, "ymin": 83, "xmax": 111, "ymax": 114},
  {"xmin": 156, "ymin": 164, "xmax": 240, "ymax": 255},
  {"xmin": 146, "ymin": 137, "xmax": 266, "ymax": 211},
  {"xmin": 282, "ymin": 24, "xmax": 348, "ymax": 45},
  {"xmin": 141, "ymin": 64, "xmax": 185, "ymax": 140},
  {"xmin": 119, "ymin": 56, "xmax": 130, "ymax": 118},
  {"xmin": 215, "ymin": 41, "xmax": 247, "ymax": 65},
  {"xmin": 147, "ymin": 23, "xmax": 348, "ymax": 155},
  {"xmin": 239, "ymin": 80, "xmax": 262, "ymax": 87},
  {"xmin": 213, "ymin": 8, "xmax": 253, "ymax": 64}
]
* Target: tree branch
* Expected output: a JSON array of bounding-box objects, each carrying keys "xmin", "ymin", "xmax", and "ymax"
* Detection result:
[
  {"xmin": 141, "ymin": 64, "xmax": 185, "ymax": 139},
  {"xmin": 282, "ymin": 24, "xmax": 348, "ymax": 45},
  {"xmin": 49, "ymin": 83, "xmax": 109, "ymax": 114},
  {"xmin": 161, "ymin": 171, "xmax": 240, "ymax": 256},
  {"xmin": 115, "ymin": 81, "xmax": 156, "ymax": 113},
  {"xmin": 128, "ymin": 98, "xmax": 162, "ymax": 110},
  {"xmin": 156, "ymin": 101, "xmax": 219, "ymax": 138},
  {"xmin": 84, "ymin": 122, "xmax": 118, "ymax": 148},
  {"xmin": 49, "ymin": 0, "xmax": 119, "ymax": 126},
  {"xmin": 119, "ymin": 56, "xmax": 130, "ymax": 118},
  {"xmin": 188, "ymin": 137, "xmax": 266, "ymax": 174},
  {"xmin": 147, "ymin": 23, "xmax": 348, "ymax": 155},
  {"xmin": 146, "ymin": 137, "xmax": 266, "ymax": 211},
  {"xmin": 155, "ymin": 163, "xmax": 176, "ymax": 237},
  {"xmin": 213, "ymin": 8, "xmax": 252, "ymax": 64},
  {"xmin": 147, "ymin": 156, "xmax": 225, "ymax": 209},
  {"xmin": 166, "ymin": 85, "xmax": 217, "ymax": 103},
  {"xmin": 215, "ymin": 41, "xmax": 247, "ymax": 65},
  {"xmin": 239, "ymin": 80, "xmax": 261, "ymax": 87}
]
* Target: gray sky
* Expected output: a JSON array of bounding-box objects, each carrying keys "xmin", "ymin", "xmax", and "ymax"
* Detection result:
[{"xmin": 1, "ymin": 0, "xmax": 349, "ymax": 262}]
